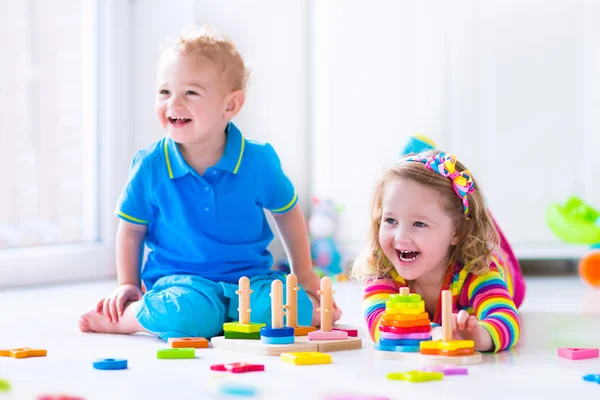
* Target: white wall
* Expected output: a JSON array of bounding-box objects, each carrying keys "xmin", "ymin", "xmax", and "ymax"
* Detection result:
[{"xmin": 313, "ymin": 0, "xmax": 600, "ymax": 259}]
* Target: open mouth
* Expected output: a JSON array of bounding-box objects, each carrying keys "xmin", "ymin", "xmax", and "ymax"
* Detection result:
[
  {"xmin": 396, "ymin": 249, "xmax": 421, "ymax": 262},
  {"xmin": 168, "ymin": 117, "xmax": 192, "ymax": 127}
]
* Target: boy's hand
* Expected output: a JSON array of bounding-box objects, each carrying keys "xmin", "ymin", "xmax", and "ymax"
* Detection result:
[
  {"xmin": 451, "ymin": 310, "xmax": 493, "ymax": 352},
  {"xmin": 297, "ymin": 270, "xmax": 343, "ymax": 324},
  {"xmin": 95, "ymin": 284, "xmax": 143, "ymax": 324}
]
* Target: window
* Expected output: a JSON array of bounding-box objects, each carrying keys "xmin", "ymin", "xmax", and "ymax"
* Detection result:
[{"xmin": 0, "ymin": 0, "xmax": 132, "ymax": 287}]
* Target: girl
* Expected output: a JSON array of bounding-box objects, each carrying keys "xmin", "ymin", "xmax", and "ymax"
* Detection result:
[{"xmin": 354, "ymin": 151, "xmax": 524, "ymax": 352}]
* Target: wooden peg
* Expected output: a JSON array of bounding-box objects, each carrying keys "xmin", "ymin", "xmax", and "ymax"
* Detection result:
[
  {"xmin": 271, "ymin": 279, "xmax": 283, "ymax": 329},
  {"xmin": 441, "ymin": 290, "xmax": 452, "ymax": 343},
  {"xmin": 399, "ymin": 287, "xmax": 410, "ymax": 296},
  {"xmin": 318, "ymin": 277, "xmax": 334, "ymax": 332},
  {"xmin": 236, "ymin": 276, "xmax": 253, "ymax": 324},
  {"xmin": 284, "ymin": 273, "xmax": 300, "ymax": 328}
]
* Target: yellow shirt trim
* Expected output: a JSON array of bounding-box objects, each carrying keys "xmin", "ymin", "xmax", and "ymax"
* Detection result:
[{"xmin": 272, "ymin": 191, "xmax": 297, "ymax": 213}]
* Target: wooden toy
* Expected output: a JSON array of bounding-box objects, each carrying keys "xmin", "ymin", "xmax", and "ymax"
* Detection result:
[
  {"xmin": 211, "ymin": 276, "xmax": 361, "ymax": 355},
  {"xmin": 0, "ymin": 378, "xmax": 10, "ymax": 392},
  {"xmin": 583, "ymin": 374, "xmax": 600, "ymax": 383},
  {"xmin": 308, "ymin": 277, "xmax": 348, "ymax": 340},
  {"xmin": 92, "ymin": 358, "xmax": 128, "ymax": 370},
  {"xmin": 281, "ymin": 351, "xmax": 332, "ymax": 365},
  {"xmin": 386, "ymin": 370, "xmax": 443, "ymax": 382},
  {"xmin": 210, "ymin": 362, "xmax": 265, "ymax": 373},
  {"xmin": 222, "ymin": 277, "xmax": 265, "ymax": 335},
  {"xmin": 157, "ymin": 348, "xmax": 195, "ymax": 359},
  {"xmin": 224, "ymin": 331, "xmax": 260, "ymax": 340},
  {"xmin": 216, "ymin": 383, "xmax": 258, "ymax": 397},
  {"xmin": 332, "ymin": 327, "xmax": 358, "ymax": 337},
  {"xmin": 0, "ymin": 347, "xmax": 47, "ymax": 358},
  {"xmin": 169, "ymin": 337, "xmax": 208, "ymax": 348},
  {"xmin": 423, "ymin": 365, "xmax": 468, "ymax": 375},
  {"xmin": 283, "ymin": 273, "xmax": 316, "ymax": 336},
  {"xmin": 558, "ymin": 348, "xmax": 599, "ymax": 360},
  {"xmin": 260, "ymin": 280, "xmax": 295, "ymax": 344}
]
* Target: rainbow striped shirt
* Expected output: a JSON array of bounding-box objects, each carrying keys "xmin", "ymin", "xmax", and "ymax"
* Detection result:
[{"xmin": 362, "ymin": 253, "xmax": 520, "ymax": 353}]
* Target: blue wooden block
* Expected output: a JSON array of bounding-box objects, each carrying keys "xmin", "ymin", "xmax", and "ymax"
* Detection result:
[
  {"xmin": 260, "ymin": 335, "xmax": 294, "ymax": 345},
  {"xmin": 260, "ymin": 326, "xmax": 295, "ymax": 338},
  {"xmin": 375, "ymin": 344, "xmax": 420, "ymax": 353},
  {"xmin": 379, "ymin": 338, "xmax": 427, "ymax": 347},
  {"xmin": 93, "ymin": 358, "xmax": 128, "ymax": 370}
]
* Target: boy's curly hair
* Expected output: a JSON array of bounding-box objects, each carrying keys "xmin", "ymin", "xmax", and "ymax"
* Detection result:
[
  {"xmin": 159, "ymin": 25, "xmax": 250, "ymax": 92},
  {"xmin": 352, "ymin": 150, "xmax": 499, "ymax": 281}
]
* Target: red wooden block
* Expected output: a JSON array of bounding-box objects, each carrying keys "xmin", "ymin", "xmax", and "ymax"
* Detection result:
[
  {"xmin": 332, "ymin": 327, "xmax": 358, "ymax": 337},
  {"xmin": 210, "ymin": 362, "xmax": 265, "ymax": 373}
]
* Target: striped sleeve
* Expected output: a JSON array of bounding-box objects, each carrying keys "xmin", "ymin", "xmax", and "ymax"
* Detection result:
[
  {"xmin": 362, "ymin": 279, "xmax": 397, "ymax": 342},
  {"xmin": 465, "ymin": 263, "xmax": 520, "ymax": 353}
]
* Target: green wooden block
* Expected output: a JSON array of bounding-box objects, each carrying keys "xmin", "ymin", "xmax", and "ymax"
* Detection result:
[
  {"xmin": 0, "ymin": 378, "xmax": 10, "ymax": 392},
  {"xmin": 224, "ymin": 330, "xmax": 261, "ymax": 340},
  {"xmin": 223, "ymin": 322, "xmax": 265, "ymax": 333},
  {"xmin": 157, "ymin": 348, "xmax": 195, "ymax": 359},
  {"xmin": 389, "ymin": 293, "xmax": 422, "ymax": 303}
]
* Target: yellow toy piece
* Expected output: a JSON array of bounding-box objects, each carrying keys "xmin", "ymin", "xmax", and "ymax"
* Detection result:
[
  {"xmin": 420, "ymin": 339, "xmax": 475, "ymax": 356},
  {"xmin": 386, "ymin": 370, "xmax": 443, "ymax": 382},
  {"xmin": 280, "ymin": 351, "xmax": 332, "ymax": 365},
  {"xmin": 385, "ymin": 300, "xmax": 424, "ymax": 310},
  {"xmin": 0, "ymin": 347, "xmax": 47, "ymax": 359},
  {"xmin": 223, "ymin": 322, "xmax": 265, "ymax": 334}
]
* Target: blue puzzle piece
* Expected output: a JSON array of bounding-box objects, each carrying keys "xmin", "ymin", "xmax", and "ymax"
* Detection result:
[
  {"xmin": 375, "ymin": 344, "xmax": 420, "ymax": 353},
  {"xmin": 260, "ymin": 335, "xmax": 294, "ymax": 345},
  {"xmin": 379, "ymin": 338, "xmax": 428, "ymax": 347},
  {"xmin": 260, "ymin": 326, "xmax": 295, "ymax": 338},
  {"xmin": 93, "ymin": 358, "xmax": 128, "ymax": 370},
  {"xmin": 583, "ymin": 374, "xmax": 600, "ymax": 383}
]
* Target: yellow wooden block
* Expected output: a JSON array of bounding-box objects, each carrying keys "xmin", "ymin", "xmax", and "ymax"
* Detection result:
[
  {"xmin": 0, "ymin": 348, "xmax": 47, "ymax": 359},
  {"xmin": 382, "ymin": 312, "xmax": 429, "ymax": 321},
  {"xmin": 387, "ymin": 370, "xmax": 443, "ymax": 382},
  {"xmin": 280, "ymin": 351, "xmax": 332, "ymax": 365},
  {"xmin": 223, "ymin": 322, "xmax": 265, "ymax": 334},
  {"xmin": 420, "ymin": 340, "xmax": 474, "ymax": 351},
  {"xmin": 385, "ymin": 300, "xmax": 424, "ymax": 310},
  {"xmin": 384, "ymin": 307, "xmax": 425, "ymax": 316}
]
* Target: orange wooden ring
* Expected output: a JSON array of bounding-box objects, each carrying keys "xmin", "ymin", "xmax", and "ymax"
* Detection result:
[{"xmin": 579, "ymin": 251, "xmax": 600, "ymax": 288}]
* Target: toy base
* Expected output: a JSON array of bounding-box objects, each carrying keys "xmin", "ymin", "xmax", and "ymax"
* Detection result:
[
  {"xmin": 374, "ymin": 349, "xmax": 482, "ymax": 365},
  {"xmin": 211, "ymin": 335, "xmax": 362, "ymax": 356}
]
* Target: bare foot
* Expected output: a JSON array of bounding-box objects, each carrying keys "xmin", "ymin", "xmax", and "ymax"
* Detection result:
[{"xmin": 79, "ymin": 302, "xmax": 144, "ymax": 334}]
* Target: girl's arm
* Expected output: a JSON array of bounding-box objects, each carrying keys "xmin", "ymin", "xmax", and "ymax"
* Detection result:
[
  {"xmin": 464, "ymin": 263, "xmax": 520, "ymax": 352},
  {"xmin": 362, "ymin": 278, "xmax": 398, "ymax": 341}
]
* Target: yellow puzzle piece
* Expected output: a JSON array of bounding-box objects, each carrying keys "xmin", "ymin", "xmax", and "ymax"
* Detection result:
[
  {"xmin": 222, "ymin": 322, "xmax": 265, "ymax": 334},
  {"xmin": 387, "ymin": 370, "xmax": 443, "ymax": 382},
  {"xmin": 420, "ymin": 340, "xmax": 475, "ymax": 356},
  {"xmin": 389, "ymin": 293, "xmax": 422, "ymax": 303},
  {"xmin": 0, "ymin": 348, "xmax": 47, "ymax": 359},
  {"xmin": 280, "ymin": 352, "xmax": 332, "ymax": 365}
]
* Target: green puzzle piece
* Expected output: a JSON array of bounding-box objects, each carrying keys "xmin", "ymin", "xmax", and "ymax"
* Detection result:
[
  {"xmin": 157, "ymin": 348, "xmax": 195, "ymax": 359},
  {"xmin": 387, "ymin": 370, "xmax": 443, "ymax": 383}
]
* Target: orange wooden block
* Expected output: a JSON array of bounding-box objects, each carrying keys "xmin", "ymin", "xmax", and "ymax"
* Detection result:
[
  {"xmin": 420, "ymin": 340, "xmax": 474, "ymax": 356},
  {"xmin": 382, "ymin": 312, "xmax": 429, "ymax": 321},
  {"xmin": 168, "ymin": 337, "xmax": 209, "ymax": 348},
  {"xmin": 0, "ymin": 347, "xmax": 47, "ymax": 358},
  {"xmin": 293, "ymin": 326, "xmax": 317, "ymax": 336},
  {"xmin": 380, "ymin": 318, "xmax": 431, "ymax": 328}
]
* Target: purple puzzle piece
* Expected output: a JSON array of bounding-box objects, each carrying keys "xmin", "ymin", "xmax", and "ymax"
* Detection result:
[{"xmin": 423, "ymin": 365, "xmax": 468, "ymax": 376}]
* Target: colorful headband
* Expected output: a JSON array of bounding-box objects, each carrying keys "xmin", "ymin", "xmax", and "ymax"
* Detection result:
[{"xmin": 406, "ymin": 152, "xmax": 475, "ymax": 215}]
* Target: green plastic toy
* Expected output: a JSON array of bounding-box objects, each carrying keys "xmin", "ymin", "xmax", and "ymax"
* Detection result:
[
  {"xmin": 0, "ymin": 378, "xmax": 10, "ymax": 392},
  {"xmin": 157, "ymin": 348, "xmax": 195, "ymax": 359},
  {"xmin": 546, "ymin": 196, "xmax": 600, "ymax": 244}
]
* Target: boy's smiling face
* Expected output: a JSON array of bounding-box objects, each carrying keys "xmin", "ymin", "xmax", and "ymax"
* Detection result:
[{"xmin": 155, "ymin": 51, "xmax": 233, "ymax": 146}]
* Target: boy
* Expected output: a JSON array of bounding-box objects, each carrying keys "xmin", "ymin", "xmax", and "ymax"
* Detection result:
[{"xmin": 79, "ymin": 26, "xmax": 341, "ymax": 339}]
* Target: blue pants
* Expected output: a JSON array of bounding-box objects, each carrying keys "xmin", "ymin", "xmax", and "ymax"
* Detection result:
[{"xmin": 136, "ymin": 272, "xmax": 313, "ymax": 340}]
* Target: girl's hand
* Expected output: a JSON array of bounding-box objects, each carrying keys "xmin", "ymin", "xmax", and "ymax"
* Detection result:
[
  {"xmin": 451, "ymin": 310, "xmax": 493, "ymax": 352},
  {"xmin": 95, "ymin": 284, "xmax": 143, "ymax": 324}
]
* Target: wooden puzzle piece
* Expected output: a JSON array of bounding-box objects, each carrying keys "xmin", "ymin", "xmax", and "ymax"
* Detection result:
[
  {"xmin": 293, "ymin": 326, "xmax": 317, "ymax": 336},
  {"xmin": 379, "ymin": 325, "xmax": 431, "ymax": 334},
  {"xmin": 558, "ymin": 348, "xmax": 599, "ymax": 360},
  {"xmin": 583, "ymin": 374, "xmax": 600, "ymax": 383},
  {"xmin": 420, "ymin": 340, "xmax": 475, "ymax": 356},
  {"xmin": 389, "ymin": 293, "xmax": 421, "ymax": 303},
  {"xmin": 0, "ymin": 379, "xmax": 10, "ymax": 392},
  {"xmin": 386, "ymin": 370, "xmax": 443, "ymax": 382},
  {"xmin": 210, "ymin": 362, "xmax": 265, "ymax": 373},
  {"xmin": 92, "ymin": 358, "xmax": 127, "ymax": 370},
  {"xmin": 224, "ymin": 330, "xmax": 260, "ymax": 340},
  {"xmin": 380, "ymin": 318, "xmax": 430, "ymax": 328},
  {"xmin": 0, "ymin": 347, "xmax": 47, "ymax": 358},
  {"xmin": 309, "ymin": 330, "xmax": 348, "ymax": 340},
  {"xmin": 385, "ymin": 300, "xmax": 425, "ymax": 310},
  {"xmin": 157, "ymin": 348, "xmax": 195, "ymax": 359},
  {"xmin": 261, "ymin": 335, "xmax": 295, "ymax": 345},
  {"xmin": 380, "ymin": 331, "xmax": 431, "ymax": 340},
  {"xmin": 332, "ymin": 327, "xmax": 358, "ymax": 337},
  {"xmin": 423, "ymin": 365, "xmax": 468, "ymax": 375},
  {"xmin": 168, "ymin": 337, "xmax": 208, "ymax": 348},
  {"xmin": 260, "ymin": 327, "xmax": 295, "ymax": 338},
  {"xmin": 223, "ymin": 322, "xmax": 265, "ymax": 334},
  {"xmin": 281, "ymin": 351, "xmax": 332, "ymax": 365}
]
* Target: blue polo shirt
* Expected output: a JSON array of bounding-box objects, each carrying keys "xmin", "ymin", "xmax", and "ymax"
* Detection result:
[{"xmin": 115, "ymin": 122, "xmax": 298, "ymax": 288}]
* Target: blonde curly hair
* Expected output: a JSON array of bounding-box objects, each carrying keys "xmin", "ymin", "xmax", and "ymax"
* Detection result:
[
  {"xmin": 353, "ymin": 150, "xmax": 499, "ymax": 281},
  {"xmin": 159, "ymin": 25, "xmax": 250, "ymax": 92}
]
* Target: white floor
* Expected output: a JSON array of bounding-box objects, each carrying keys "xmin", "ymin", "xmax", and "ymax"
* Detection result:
[{"xmin": 1, "ymin": 275, "xmax": 600, "ymax": 400}]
